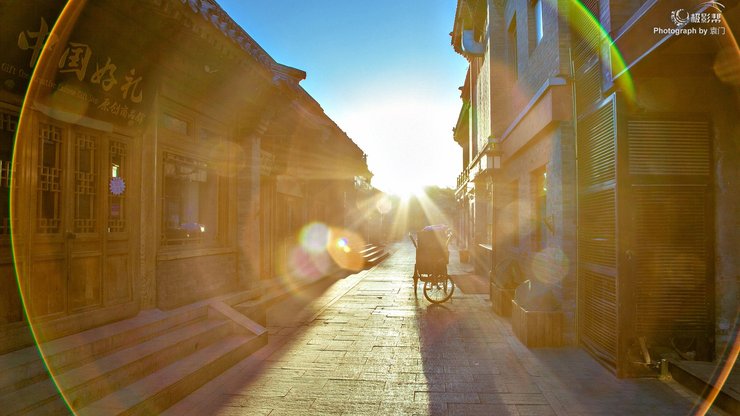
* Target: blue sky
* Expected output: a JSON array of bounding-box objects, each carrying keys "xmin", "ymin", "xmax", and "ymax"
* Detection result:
[{"xmin": 217, "ymin": 1, "xmax": 467, "ymax": 195}]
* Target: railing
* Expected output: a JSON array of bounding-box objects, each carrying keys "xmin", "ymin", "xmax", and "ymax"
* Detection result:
[{"xmin": 456, "ymin": 168, "xmax": 469, "ymax": 190}]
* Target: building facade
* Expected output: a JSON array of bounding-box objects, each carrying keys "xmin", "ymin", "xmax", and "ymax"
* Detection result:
[
  {"xmin": 452, "ymin": 0, "xmax": 579, "ymax": 341},
  {"xmin": 451, "ymin": 0, "xmax": 738, "ymax": 377},
  {"xmin": 0, "ymin": 0, "xmax": 370, "ymax": 353}
]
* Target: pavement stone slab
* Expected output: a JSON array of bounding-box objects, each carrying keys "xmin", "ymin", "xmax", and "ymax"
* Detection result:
[
  {"xmin": 444, "ymin": 380, "xmax": 508, "ymax": 393},
  {"xmin": 478, "ymin": 392, "xmax": 551, "ymax": 405},
  {"xmin": 447, "ymin": 403, "xmax": 518, "ymax": 416},
  {"xmin": 163, "ymin": 242, "xmax": 728, "ymax": 416}
]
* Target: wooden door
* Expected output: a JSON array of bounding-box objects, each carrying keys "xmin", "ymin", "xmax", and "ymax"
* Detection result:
[
  {"xmin": 26, "ymin": 116, "xmax": 135, "ymax": 320},
  {"xmin": 28, "ymin": 119, "xmax": 69, "ymax": 318},
  {"xmin": 104, "ymin": 138, "xmax": 134, "ymax": 306},
  {"xmin": 625, "ymin": 115, "xmax": 714, "ymax": 362},
  {"xmin": 578, "ymin": 99, "xmax": 715, "ymax": 376},
  {"xmin": 66, "ymin": 127, "xmax": 104, "ymax": 312},
  {"xmin": 0, "ymin": 109, "xmax": 21, "ymax": 325}
]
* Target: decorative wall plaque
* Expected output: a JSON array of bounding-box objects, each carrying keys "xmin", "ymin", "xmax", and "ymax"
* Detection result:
[{"xmin": 109, "ymin": 176, "xmax": 126, "ymax": 195}]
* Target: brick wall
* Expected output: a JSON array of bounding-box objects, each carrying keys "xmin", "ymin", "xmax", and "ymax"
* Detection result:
[
  {"xmin": 156, "ymin": 253, "xmax": 237, "ymax": 309},
  {"xmin": 547, "ymin": 123, "xmax": 578, "ymax": 345},
  {"xmin": 498, "ymin": 0, "xmax": 564, "ymax": 130},
  {"xmin": 486, "ymin": 0, "xmax": 578, "ymax": 344}
]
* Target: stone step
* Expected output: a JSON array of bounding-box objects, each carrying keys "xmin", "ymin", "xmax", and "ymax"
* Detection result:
[
  {"xmin": 76, "ymin": 333, "xmax": 264, "ymax": 416},
  {"xmin": 357, "ymin": 244, "xmax": 384, "ymax": 257},
  {"xmin": 337, "ymin": 243, "xmax": 388, "ymax": 271},
  {"xmin": 235, "ymin": 268, "xmax": 349, "ymax": 325},
  {"xmin": 362, "ymin": 247, "xmax": 383, "ymax": 259},
  {"xmin": 357, "ymin": 244, "xmax": 389, "ymax": 269},
  {"xmin": 2, "ymin": 317, "xmax": 230, "ymax": 415},
  {"xmin": 365, "ymin": 251, "xmax": 390, "ymax": 267},
  {"xmin": 0, "ymin": 306, "xmax": 208, "ymax": 395},
  {"xmin": 669, "ymin": 359, "xmax": 739, "ymax": 416}
]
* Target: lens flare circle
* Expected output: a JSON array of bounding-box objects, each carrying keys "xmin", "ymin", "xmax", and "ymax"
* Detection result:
[
  {"xmin": 327, "ymin": 228, "xmax": 365, "ymax": 272},
  {"xmin": 299, "ymin": 222, "xmax": 330, "ymax": 254}
]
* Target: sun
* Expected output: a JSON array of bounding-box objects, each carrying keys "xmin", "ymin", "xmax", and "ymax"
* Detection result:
[
  {"xmin": 373, "ymin": 169, "xmax": 430, "ymax": 199},
  {"xmin": 385, "ymin": 181, "xmax": 426, "ymax": 201}
]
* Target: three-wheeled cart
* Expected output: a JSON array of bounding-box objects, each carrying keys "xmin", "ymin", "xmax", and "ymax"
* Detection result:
[{"xmin": 410, "ymin": 227, "xmax": 455, "ymax": 303}]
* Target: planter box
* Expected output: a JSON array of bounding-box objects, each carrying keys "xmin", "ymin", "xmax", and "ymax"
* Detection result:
[
  {"xmin": 490, "ymin": 283, "xmax": 515, "ymax": 317},
  {"xmin": 511, "ymin": 300, "xmax": 563, "ymax": 347}
]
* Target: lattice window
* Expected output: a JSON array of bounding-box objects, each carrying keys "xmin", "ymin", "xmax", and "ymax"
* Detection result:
[
  {"xmin": 73, "ymin": 132, "xmax": 98, "ymax": 233},
  {"xmin": 37, "ymin": 123, "xmax": 63, "ymax": 234},
  {"xmin": 0, "ymin": 160, "xmax": 13, "ymax": 190},
  {"xmin": 161, "ymin": 152, "xmax": 220, "ymax": 246},
  {"xmin": 1, "ymin": 112, "xmax": 18, "ymax": 133},
  {"xmin": 108, "ymin": 140, "xmax": 127, "ymax": 232},
  {"xmin": 0, "ymin": 111, "xmax": 18, "ymax": 235}
]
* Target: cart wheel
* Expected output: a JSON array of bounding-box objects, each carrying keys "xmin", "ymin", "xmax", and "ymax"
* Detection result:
[{"xmin": 423, "ymin": 275, "xmax": 455, "ymax": 304}]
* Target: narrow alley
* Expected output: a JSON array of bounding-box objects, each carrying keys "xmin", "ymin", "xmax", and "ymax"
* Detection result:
[
  {"xmin": 165, "ymin": 242, "xmax": 713, "ymax": 416},
  {"xmin": 1, "ymin": 1, "xmax": 738, "ymax": 415}
]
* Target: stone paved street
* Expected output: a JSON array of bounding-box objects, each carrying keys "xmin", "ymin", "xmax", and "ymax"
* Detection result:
[{"xmin": 165, "ymin": 242, "xmax": 723, "ymax": 416}]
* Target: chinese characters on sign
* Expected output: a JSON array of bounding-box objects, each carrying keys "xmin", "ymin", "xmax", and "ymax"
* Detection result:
[
  {"xmin": 14, "ymin": 17, "xmax": 148, "ymax": 126},
  {"xmin": 17, "ymin": 17, "xmax": 58, "ymax": 69},
  {"xmin": 58, "ymin": 42, "xmax": 91, "ymax": 81},
  {"xmin": 98, "ymin": 98, "xmax": 146, "ymax": 125}
]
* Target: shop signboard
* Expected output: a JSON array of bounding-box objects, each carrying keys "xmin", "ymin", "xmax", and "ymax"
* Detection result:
[{"xmin": 1, "ymin": 0, "xmax": 154, "ymax": 129}]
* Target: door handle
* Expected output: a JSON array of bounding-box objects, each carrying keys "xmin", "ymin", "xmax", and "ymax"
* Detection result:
[{"xmin": 66, "ymin": 231, "xmax": 77, "ymax": 240}]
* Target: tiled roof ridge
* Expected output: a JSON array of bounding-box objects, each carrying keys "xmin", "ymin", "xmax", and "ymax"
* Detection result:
[
  {"xmin": 174, "ymin": 0, "xmax": 277, "ymax": 68},
  {"xmin": 168, "ymin": 0, "xmax": 369, "ymax": 168}
]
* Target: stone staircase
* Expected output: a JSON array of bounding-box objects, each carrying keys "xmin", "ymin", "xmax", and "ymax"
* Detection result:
[
  {"xmin": 231, "ymin": 244, "xmax": 389, "ymax": 325},
  {"xmin": 357, "ymin": 243, "xmax": 389, "ymax": 269},
  {"xmin": 0, "ymin": 298, "xmax": 266, "ymax": 415}
]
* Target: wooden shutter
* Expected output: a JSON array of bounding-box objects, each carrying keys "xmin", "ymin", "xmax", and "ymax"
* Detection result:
[
  {"xmin": 573, "ymin": 0, "xmax": 601, "ymax": 113},
  {"xmin": 627, "ymin": 118, "xmax": 713, "ymax": 360},
  {"xmin": 578, "ymin": 96, "xmax": 619, "ymax": 368}
]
